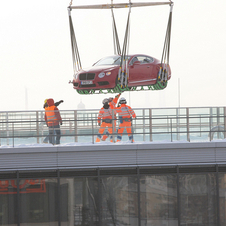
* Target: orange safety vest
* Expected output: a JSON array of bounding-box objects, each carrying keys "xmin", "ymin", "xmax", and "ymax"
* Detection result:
[
  {"xmin": 45, "ymin": 105, "xmax": 58, "ymax": 126},
  {"xmin": 117, "ymin": 104, "xmax": 136, "ymax": 119},
  {"xmin": 97, "ymin": 108, "xmax": 113, "ymax": 124}
]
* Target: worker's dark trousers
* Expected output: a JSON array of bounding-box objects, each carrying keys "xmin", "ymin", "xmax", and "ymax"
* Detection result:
[{"xmin": 48, "ymin": 125, "xmax": 61, "ymax": 144}]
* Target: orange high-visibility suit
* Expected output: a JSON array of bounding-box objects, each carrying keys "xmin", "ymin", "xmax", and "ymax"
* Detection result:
[
  {"xmin": 102, "ymin": 93, "xmax": 121, "ymax": 141},
  {"xmin": 96, "ymin": 107, "xmax": 113, "ymax": 142},
  {"xmin": 116, "ymin": 104, "xmax": 136, "ymax": 142}
]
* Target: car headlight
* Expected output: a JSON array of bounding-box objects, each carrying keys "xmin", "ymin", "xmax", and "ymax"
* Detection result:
[
  {"xmin": 98, "ymin": 72, "xmax": 105, "ymax": 78},
  {"xmin": 106, "ymin": 72, "xmax": 111, "ymax": 76}
]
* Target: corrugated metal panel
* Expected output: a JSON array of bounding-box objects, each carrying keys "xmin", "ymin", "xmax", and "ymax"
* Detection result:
[
  {"xmin": 0, "ymin": 141, "xmax": 226, "ymax": 172},
  {"xmin": 0, "ymin": 147, "xmax": 58, "ymax": 170},
  {"xmin": 137, "ymin": 148, "xmax": 216, "ymax": 165},
  {"xmin": 57, "ymin": 146, "xmax": 137, "ymax": 168},
  {"xmin": 216, "ymin": 148, "xmax": 226, "ymax": 162}
]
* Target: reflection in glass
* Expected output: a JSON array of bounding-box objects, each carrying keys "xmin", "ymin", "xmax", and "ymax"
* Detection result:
[
  {"xmin": 218, "ymin": 173, "xmax": 226, "ymax": 225},
  {"xmin": 60, "ymin": 177, "xmax": 99, "ymax": 226},
  {"xmin": 140, "ymin": 175, "xmax": 178, "ymax": 226},
  {"xmin": 0, "ymin": 179, "xmax": 18, "ymax": 226},
  {"xmin": 101, "ymin": 176, "xmax": 138, "ymax": 226},
  {"xmin": 179, "ymin": 173, "xmax": 217, "ymax": 226},
  {"xmin": 19, "ymin": 178, "xmax": 58, "ymax": 226},
  {"xmin": 73, "ymin": 177, "xmax": 99, "ymax": 226}
]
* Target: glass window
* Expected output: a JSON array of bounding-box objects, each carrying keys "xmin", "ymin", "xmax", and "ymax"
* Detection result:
[
  {"xmin": 94, "ymin": 56, "xmax": 130, "ymax": 66},
  {"xmin": 179, "ymin": 173, "xmax": 217, "ymax": 226},
  {"xmin": 60, "ymin": 177, "xmax": 99, "ymax": 226},
  {"xmin": 218, "ymin": 173, "xmax": 226, "ymax": 226},
  {"xmin": 19, "ymin": 178, "xmax": 58, "ymax": 226},
  {"xmin": 101, "ymin": 176, "xmax": 138, "ymax": 226},
  {"xmin": 140, "ymin": 175, "xmax": 178, "ymax": 226},
  {"xmin": 0, "ymin": 179, "xmax": 18, "ymax": 226}
]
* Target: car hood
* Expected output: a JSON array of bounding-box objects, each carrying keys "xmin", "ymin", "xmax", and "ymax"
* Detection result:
[{"xmin": 80, "ymin": 65, "xmax": 118, "ymax": 73}]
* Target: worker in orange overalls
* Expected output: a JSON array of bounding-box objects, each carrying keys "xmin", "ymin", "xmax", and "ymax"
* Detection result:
[
  {"xmin": 96, "ymin": 98, "xmax": 113, "ymax": 142},
  {"xmin": 101, "ymin": 93, "xmax": 121, "ymax": 141},
  {"xmin": 116, "ymin": 97, "xmax": 136, "ymax": 142}
]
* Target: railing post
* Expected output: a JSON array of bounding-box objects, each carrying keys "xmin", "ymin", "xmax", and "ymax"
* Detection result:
[
  {"xmin": 149, "ymin": 109, "xmax": 152, "ymax": 142},
  {"xmin": 176, "ymin": 108, "xmax": 180, "ymax": 141},
  {"xmin": 209, "ymin": 115, "xmax": 212, "ymax": 141},
  {"xmin": 186, "ymin": 108, "xmax": 190, "ymax": 142},
  {"xmin": 74, "ymin": 110, "xmax": 78, "ymax": 142},
  {"xmin": 170, "ymin": 118, "xmax": 173, "ymax": 142},
  {"xmin": 36, "ymin": 111, "xmax": 39, "ymax": 144},
  {"xmin": 112, "ymin": 109, "xmax": 115, "ymax": 143},
  {"xmin": 92, "ymin": 119, "xmax": 94, "ymax": 144},
  {"xmin": 217, "ymin": 107, "xmax": 220, "ymax": 139},
  {"xmin": 143, "ymin": 109, "xmax": 145, "ymax": 141},
  {"xmin": 40, "ymin": 111, "xmax": 44, "ymax": 143},
  {"xmin": 12, "ymin": 122, "xmax": 14, "ymax": 147},
  {"xmin": 6, "ymin": 112, "xmax": 9, "ymax": 146},
  {"xmin": 210, "ymin": 108, "xmax": 213, "ymax": 141},
  {"xmin": 224, "ymin": 107, "xmax": 226, "ymax": 139}
]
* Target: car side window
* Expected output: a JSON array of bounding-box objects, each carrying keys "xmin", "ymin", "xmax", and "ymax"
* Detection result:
[
  {"xmin": 140, "ymin": 56, "xmax": 154, "ymax": 64},
  {"xmin": 130, "ymin": 56, "xmax": 140, "ymax": 65}
]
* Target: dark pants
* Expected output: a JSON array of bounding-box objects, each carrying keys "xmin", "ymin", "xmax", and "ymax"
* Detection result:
[{"xmin": 48, "ymin": 125, "xmax": 61, "ymax": 144}]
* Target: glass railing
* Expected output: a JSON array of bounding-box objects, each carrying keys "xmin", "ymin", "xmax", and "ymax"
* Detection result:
[{"xmin": 0, "ymin": 106, "xmax": 226, "ymax": 146}]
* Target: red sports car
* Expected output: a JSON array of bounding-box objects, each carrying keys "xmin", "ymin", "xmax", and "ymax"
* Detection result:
[{"xmin": 72, "ymin": 54, "xmax": 171, "ymax": 93}]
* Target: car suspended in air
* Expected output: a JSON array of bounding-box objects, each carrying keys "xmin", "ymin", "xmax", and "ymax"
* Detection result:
[
  {"xmin": 71, "ymin": 54, "xmax": 171, "ymax": 94},
  {"xmin": 68, "ymin": 0, "xmax": 173, "ymax": 94}
]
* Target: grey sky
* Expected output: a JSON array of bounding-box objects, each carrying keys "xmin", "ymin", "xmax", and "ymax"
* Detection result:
[{"xmin": 0, "ymin": 0, "xmax": 226, "ymax": 111}]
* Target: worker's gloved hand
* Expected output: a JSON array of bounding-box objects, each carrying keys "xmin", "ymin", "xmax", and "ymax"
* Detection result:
[
  {"xmin": 115, "ymin": 93, "xmax": 121, "ymax": 98},
  {"xmin": 60, "ymin": 122, "xmax": 63, "ymax": 125},
  {"xmin": 98, "ymin": 122, "xmax": 101, "ymax": 126},
  {"xmin": 60, "ymin": 100, "xmax": 64, "ymax": 103}
]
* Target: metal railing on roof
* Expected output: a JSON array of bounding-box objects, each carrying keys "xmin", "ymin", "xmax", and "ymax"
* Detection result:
[{"xmin": 0, "ymin": 107, "xmax": 226, "ymax": 147}]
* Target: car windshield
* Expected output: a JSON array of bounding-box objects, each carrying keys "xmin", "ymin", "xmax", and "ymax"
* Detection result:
[{"xmin": 94, "ymin": 56, "xmax": 130, "ymax": 66}]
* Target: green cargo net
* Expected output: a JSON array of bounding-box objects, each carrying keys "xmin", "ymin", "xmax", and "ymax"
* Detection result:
[{"xmin": 76, "ymin": 80, "xmax": 167, "ymax": 95}]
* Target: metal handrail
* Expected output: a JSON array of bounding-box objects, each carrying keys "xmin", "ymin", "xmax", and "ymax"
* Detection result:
[{"xmin": 0, "ymin": 107, "xmax": 226, "ymax": 146}]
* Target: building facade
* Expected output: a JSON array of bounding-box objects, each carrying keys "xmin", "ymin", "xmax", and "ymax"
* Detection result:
[{"xmin": 0, "ymin": 142, "xmax": 226, "ymax": 225}]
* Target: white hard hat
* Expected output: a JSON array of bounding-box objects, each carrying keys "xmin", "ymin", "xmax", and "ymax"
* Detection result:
[
  {"xmin": 109, "ymin": 97, "xmax": 113, "ymax": 102},
  {"xmin": 102, "ymin": 98, "xmax": 109, "ymax": 104},
  {"xmin": 119, "ymin": 97, "xmax": 127, "ymax": 104}
]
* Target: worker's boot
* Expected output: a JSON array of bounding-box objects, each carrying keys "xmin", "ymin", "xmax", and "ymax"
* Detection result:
[
  {"xmin": 129, "ymin": 135, "xmax": 134, "ymax": 143},
  {"xmin": 101, "ymin": 135, "xmax": 108, "ymax": 141},
  {"xmin": 117, "ymin": 135, "xmax": 122, "ymax": 142}
]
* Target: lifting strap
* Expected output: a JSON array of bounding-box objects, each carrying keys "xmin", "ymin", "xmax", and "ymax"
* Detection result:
[
  {"xmin": 158, "ymin": 2, "xmax": 173, "ymax": 83},
  {"xmin": 118, "ymin": 1, "xmax": 131, "ymax": 89},
  {"xmin": 68, "ymin": 7, "xmax": 82, "ymax": 74},
  {"xmin": 111, "ymin": 0, "xmax": 121, "ymax": 55}
]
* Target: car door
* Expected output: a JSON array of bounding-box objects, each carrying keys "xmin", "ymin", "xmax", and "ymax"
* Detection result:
[{"xmin": 128, "ymin": 56, "xmax": 155, "ymax": 87}]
